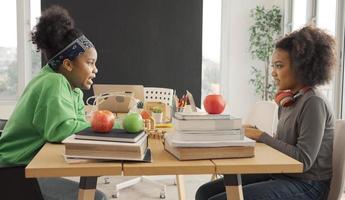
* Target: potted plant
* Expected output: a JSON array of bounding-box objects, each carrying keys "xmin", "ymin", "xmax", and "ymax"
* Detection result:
[
  {"xmin": 249, "ymin": 5, "xmax": 282, "ymax": 100},
  {"xmin": 151, "ymin": 107, "xmax": 163, "ymax": 123}
]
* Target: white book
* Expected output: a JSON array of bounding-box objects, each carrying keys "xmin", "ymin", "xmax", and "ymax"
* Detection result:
[
  {"xmin": 174, "ymin": 112, "xmax": 233, "ymax": 120},
  {"xmin": 172, "ymin": 117, "xmax": 242, "ymax": 131},
  {"xmin": 63, "ymin": 134, "xmax": 147, "ymax": 148},
  {"xmin": 168, "ymin": 131, "xmax": 243, "ymax": 142},
  {"xmin": 174, "ymin": 130, "xmax": 242, "ymax": 134},
  {"xmin": 165, "ymin": 133, "xmax": 255, "ymax": 148}
]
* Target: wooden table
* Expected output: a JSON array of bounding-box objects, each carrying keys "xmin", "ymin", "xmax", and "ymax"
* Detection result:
[{"xmin": 26, "ymin": 140, "xmax": 302, "ymax": 200}]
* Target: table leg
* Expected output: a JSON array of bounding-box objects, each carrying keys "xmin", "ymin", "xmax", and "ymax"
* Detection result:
[
  {"xmin": 224, "ymin": 174, "xmax": 243, "ymax": 200},
  {"xmin": 176, "ymin": 175, "xmax": 186, "ymax": 200},
  {"xmin": 78, "ymin": 176, "xmax": 98, "ymax": 200}
]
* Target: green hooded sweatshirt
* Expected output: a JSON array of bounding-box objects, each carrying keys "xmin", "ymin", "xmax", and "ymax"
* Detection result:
[{"xmin": 0, "ymin": 65, "xmax": 89, "ymax": 166}]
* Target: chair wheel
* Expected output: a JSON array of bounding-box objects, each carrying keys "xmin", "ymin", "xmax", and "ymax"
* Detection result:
[
  {"xmin": 160, "ymin": 190, "xmax": 166, "ymax": 199},
  {"xmin": 112, "ymin": 192, "xmax": 119, "ymax": 198},
  {"xmin": 104, "ymin": 177, "xmax": 110, "ymax": 184}
]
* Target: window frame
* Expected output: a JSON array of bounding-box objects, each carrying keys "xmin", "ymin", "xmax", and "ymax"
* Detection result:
[
  {"xmin": 1, "ymin": 0, "xmax": 33, "ymax": 104},
  {"xmin": 219, "ymin": 0, "xmax": 231, "ymax": 104},
  {"xmin": 17, "ymin": 0, "xmax": 32, "ymax": 98}
]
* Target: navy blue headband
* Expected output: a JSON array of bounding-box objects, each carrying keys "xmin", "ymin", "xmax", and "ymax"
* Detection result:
[{"xmin": 47, "ymin": 35, "xmax": 94, "ymax": 70}]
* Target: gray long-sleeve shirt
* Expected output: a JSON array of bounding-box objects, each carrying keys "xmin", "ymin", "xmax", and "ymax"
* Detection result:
[{"xmin": 259, "ymin": 88, "xmax": 334, "ymax": 181}]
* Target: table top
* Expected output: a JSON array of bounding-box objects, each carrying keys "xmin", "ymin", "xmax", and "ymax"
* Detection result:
[
  {"xmin": 25, "ymin": 143, "xmax": 123, "ymax": 178},
  {"xmin": 212, "ymin": 143, "xmax": 303, "ymax": 174},
  {"xmin": 26, "ymin": 139, "xmax": 303, "ymax": 178}
]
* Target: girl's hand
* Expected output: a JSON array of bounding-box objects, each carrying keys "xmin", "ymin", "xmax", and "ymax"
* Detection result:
[{"xmin": 244, "ymin": 127, "xmax": 264, "ymax": 141}]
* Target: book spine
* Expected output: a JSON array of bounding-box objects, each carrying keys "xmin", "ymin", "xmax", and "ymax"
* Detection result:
[
  {"xmin": 173, "ymin": 118, "xmax": 242, "ymax": 131},
  {"xmin": 171, "ymin": 132, "xmax": 244, "ymax": 142},
  {"xmin": 65, "ymin": 136, "xmax": 147, "ymax": 152},
  {"xmin": 165, "ymin": 141, "xmax": 254, "ymax": 160}
]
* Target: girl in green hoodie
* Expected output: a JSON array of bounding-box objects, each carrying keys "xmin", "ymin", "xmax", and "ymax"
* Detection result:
[{"xmin": 0, "ymin": 5, "xmax": 107, "ymax": 200}]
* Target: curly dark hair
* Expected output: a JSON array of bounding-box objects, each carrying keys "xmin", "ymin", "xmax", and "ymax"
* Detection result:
[
  {"xmin": 31, "ymin": 5, "xmax": 83, "ymax": 61},
  {"xmin": 275, "ymin": 26, "xmax": 336, "ymax": 86}
]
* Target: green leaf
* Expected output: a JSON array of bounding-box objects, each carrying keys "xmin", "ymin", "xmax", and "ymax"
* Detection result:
[{"xmin": 248, "ymin": 5, "xmax": 281, "ymax": 100}]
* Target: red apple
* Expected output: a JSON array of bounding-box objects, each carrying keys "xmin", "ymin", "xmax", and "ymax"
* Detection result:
[
  {"xmin": 91, "ymin": 110, "xmax": 115, "ymax": 133},
  {"xmin": 203, "ymin": 94, "xmax": 226, "ymax": 114}
]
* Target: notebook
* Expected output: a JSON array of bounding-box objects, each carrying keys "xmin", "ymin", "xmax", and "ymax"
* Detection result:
[{"xmin": 74, "ymin": 128, "xmax": 146, "ymax": 143}]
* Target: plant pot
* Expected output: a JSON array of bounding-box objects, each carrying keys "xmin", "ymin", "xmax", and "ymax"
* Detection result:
[{"xmin": 152, "ymin": 112, "xmax": 163, "ymax": 124}]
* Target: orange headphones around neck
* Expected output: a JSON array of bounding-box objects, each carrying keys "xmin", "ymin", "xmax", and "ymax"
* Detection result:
[{"xmin": 274, "ymin": 87, "xmax": 312, "ymax": 107}]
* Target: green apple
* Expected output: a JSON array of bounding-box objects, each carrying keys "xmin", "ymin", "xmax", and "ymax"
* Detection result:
[{"xmin": 123, "ymin": 113, "xmax": 144, "ymax": 133}]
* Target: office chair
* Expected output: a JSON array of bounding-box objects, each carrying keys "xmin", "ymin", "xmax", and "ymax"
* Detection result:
[
  {"xmin": 0, "ymin": 120, "xmax": 44, "ymax": 200},
  {"xmin": 327, "ymin": 119, "xmax": 345, "ymax": 200},
  {"xmin": 0, "ymin": 119, "xmax": 7, "ymax": 136}
]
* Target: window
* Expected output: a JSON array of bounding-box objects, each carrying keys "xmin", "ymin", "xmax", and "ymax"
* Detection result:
[
  {"xmin": 290, "ymin": 0, "xmax": 341, "ymax": 116},
  {"xmin": 0, "ymin": 0, "xmax": 41, "ymax": 102},
  {"xmin": 0, "ymin": 1, "xmax": 17, "ymax": 99},
  {"xmin": 316, "ymin": 0, "xmax": 336, "ymax": 34},
  {"xmin": 201, "ymin": 0, "xmax": 221, "ymax": 105},
  {"xmin": 316, "ymin": 0, "xmax": 337, "ymax": 106},
  {"xmin": 292, "ymin": 0, "xmax": 307, "ymax": 30}
]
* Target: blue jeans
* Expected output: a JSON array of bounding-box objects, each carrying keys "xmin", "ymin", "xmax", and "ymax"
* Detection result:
[
  {"xmin": 38, "ymin": 178, "xmax": 108, "ymax": 200},
  {"xmin": 195, "ymin": 174, "xmax": 330, "ymax": 200}
]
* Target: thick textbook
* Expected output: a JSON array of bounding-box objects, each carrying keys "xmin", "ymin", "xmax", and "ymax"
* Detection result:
[
  {"xmin": 172, "ymin": 117, "xmax": 242, "ymax": 131},
  {"xmin": 63, "ymin": 134, "xmax": 148, "ymax": 161},
  {"xmin": 165, "ymin": 133, "xmax": 255, "ymax": 148},
  {"xmin": 166, "ymin": 130, "xmax": 244, "ymax": 144},
  {"xmin": 63, "ymin": 149, "xmax": 152, "ymax": 163},
  {"xmin": 75, "ymin": 128, "xmax": 146, "ymax": 143},
  {"xmin": 63, "ymin": 148, "xmax": 152, "ymax": 164},
  {"xmin": 164, "ymin": 139, "xmax": 254, "ymax": 160}
]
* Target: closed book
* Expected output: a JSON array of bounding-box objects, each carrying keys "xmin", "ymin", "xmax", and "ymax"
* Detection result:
[
  {"xmin": 63, "ymin": 134, "xmax": 148, "ymax": 161},
  {"xmin": 172, "ymin": 130, "xmax": 242, "ymax": 134},
  {"xmin": 167, "ymin": 130, "xmax": 243, "ymax": 144},
  {"xmin": 165, "ymin": 133, "xmax": 255, "ymax": 148},
  {"xmin": 164, "ymin": 139, "xmax": 254, "ymax": 160},
  {"xmin": 174, "ymin": 112, "xmax": 232, "ymax": 120},
  {"xmin": 75, "ymin": 128, "xmax": 145, "ymax": 143},
  {"xmin": 172, "ymin": 117, "xmax": 242, "ymax": 131},
  {"xmin": 63, "ymin": 149, "xmax": 152, "ymax": 163}
]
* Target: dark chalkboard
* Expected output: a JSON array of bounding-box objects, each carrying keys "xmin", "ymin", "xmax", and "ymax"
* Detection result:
[{"xmin": 42, "ymin": 0, "xmax": 202, "ymax": 106}]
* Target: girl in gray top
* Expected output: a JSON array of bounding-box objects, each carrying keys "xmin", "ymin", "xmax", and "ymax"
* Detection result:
[{"xmin": 196, "ymin": 26, "xmax": 335, "ymax": 200}]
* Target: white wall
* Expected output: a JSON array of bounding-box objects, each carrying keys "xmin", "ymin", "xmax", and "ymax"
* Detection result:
[{"xmin": 221, "ymin": 0, "xmax": 284, "ymax": 119}]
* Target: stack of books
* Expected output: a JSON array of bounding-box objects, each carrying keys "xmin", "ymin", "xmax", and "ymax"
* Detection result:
[
  {"xmin": 164, "ymin": 112, "xmax": 255, "ymax": 160},
  {"xmin": 62, "ymin": 128, "xmax": 151, "ymax": 162}
]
